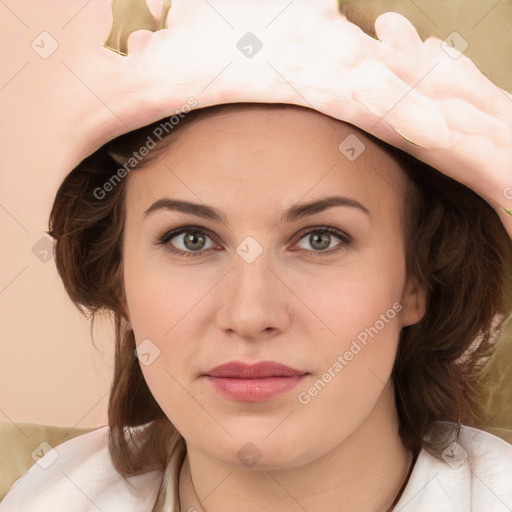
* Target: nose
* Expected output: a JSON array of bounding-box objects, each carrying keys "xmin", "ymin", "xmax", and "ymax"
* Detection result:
[{"xmin": 216, "ymin": 250, "xmax": 292, "ymax": 341}]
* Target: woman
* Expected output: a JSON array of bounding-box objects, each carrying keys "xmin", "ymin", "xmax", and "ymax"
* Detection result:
[{"xmin": 1, "ymin": 1, "xmax": 511, "ymax": 511}]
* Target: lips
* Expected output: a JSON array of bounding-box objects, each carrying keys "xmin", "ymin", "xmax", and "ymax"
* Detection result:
[
  {"xmin": 204, "ymin": 360, "xmax": 307, "ymax": 378},
  {"xmin": 203, "ymin": 361, "xmax": 309, "ymax": 402}
]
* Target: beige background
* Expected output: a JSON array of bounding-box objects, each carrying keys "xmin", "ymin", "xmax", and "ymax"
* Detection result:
[{"xmin": 1, "ymin": 0, "xmax": 511, "ymax": 428}]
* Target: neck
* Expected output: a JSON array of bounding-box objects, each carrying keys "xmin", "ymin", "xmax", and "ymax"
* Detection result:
[{"xmin": 179, "ymin": 386, "xmax": 414, "ymax": 512}]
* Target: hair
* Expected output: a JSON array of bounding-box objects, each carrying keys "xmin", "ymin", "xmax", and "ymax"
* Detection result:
[{"xmin": 48, "ymin": 102, "xmax": 512, "ymax": 511}]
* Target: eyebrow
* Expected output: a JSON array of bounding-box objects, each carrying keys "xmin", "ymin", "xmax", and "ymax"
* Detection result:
[{"xmin": 143, "ymin": 195, "xmax": 371, "ymax": 223}]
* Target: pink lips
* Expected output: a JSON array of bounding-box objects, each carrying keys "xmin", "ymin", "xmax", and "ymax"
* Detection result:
[{"xmin": 203, "ymin": 361, "xmax": 308, "ymax": 402}]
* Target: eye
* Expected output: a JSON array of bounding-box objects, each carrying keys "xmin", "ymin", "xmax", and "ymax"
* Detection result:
[
  {"xmin": 294, "ymin": 227, "xmax": 351, "ymax": 254},
  {"xmin": 156, "ymin": 226, "xmax": 217, "ymax": 257},
  {"xmin": 156, "ymin": 225, "xmax": 351, "ymax": 258}
]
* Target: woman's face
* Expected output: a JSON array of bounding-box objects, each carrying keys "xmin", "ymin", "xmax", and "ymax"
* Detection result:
[{"xmin": 122, "ymin": 105, "xmax": 426, "ymax": 469}]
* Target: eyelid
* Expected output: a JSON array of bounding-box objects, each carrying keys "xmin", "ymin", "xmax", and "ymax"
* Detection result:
[
  {"xmin": 155, "ymin": 225, "xmax": 352, "ymax": 257},
  {"xmin": 155, "ymin": 225, "xmax": 220, "ymax": 255},
  {"xmin": 293, "ymin": 226, "xmax": 351, "ymax": 254},
  {"xmin": 296, "ymin": 226, "xmax": 351, "ymax": 243}
]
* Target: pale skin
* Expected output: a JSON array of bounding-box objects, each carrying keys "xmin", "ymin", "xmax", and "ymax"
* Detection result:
[{"xmin": 121, "ymin": 104, "xmax": 427, "ymax": 512}]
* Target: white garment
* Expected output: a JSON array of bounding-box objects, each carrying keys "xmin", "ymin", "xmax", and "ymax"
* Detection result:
[{"xmin": 1, "ymin": 423, "xmax": 511, "ymax": 511}]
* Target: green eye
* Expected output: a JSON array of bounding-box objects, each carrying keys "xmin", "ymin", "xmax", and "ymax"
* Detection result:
[
  {"xmin": 296, "ymin": 227, "xmax": 351, "ymax": 253},
  {"xmin": 157, "ymin": 227, "xmax": 216, "ymax": 257}
]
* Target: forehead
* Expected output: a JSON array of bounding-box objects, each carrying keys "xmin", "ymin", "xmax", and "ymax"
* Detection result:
[{"xmin": 125, "ymin": 105, "xmax": 407, "ymax": 221}]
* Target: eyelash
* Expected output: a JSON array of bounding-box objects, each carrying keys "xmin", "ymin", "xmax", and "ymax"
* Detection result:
[{"xmin": 155, "ymin": 225, "xmax": 352, "ymax": 258}]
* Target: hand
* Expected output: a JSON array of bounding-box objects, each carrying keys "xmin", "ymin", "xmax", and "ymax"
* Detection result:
[
  {"xmin": 231, "ymin": 5, "xmax": 512, "ymax": 236},
  {"xmin": 73, "ymin": 1, "xmax": 512, "ymax": 235},
  {"xmin": 348, "ymin": 12, "xmax": 512, "ymax": 236}
]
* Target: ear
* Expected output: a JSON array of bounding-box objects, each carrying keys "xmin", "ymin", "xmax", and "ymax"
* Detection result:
[{"xmin": 400, "ymin": 275, "xmax": 427, "ymax": 327}]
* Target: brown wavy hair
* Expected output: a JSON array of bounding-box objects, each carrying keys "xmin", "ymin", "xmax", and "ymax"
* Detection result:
[{"xmin": 48, "ymin": 102, "xmax": 512, "ymax": 511}]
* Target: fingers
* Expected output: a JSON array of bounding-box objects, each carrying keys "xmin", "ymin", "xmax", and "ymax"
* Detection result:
[
  {"xmin": 374, "ymin": 12, "xmax": 423, "ymax": 52},
  {"xmin": 372, "ymin": 14, "xmax": 510, "ymax": 122},
  {"xmin": 348, "ymin": 61, "xmax": 449, "ymax": 149}
]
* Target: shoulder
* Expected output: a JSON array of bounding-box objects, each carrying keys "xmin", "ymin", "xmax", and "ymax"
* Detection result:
[
  {"xmin": 0, "ymin": 425, "xmax": 163, "ymax": 512},
  {"xmin": 394, "ymin": 422, "xmax": 512, "ymax": 512}
]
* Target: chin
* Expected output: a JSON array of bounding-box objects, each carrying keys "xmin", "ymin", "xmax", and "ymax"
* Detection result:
[{"xmin": 193, "ymin": 423, "xmax": 323, "ymax": 470}]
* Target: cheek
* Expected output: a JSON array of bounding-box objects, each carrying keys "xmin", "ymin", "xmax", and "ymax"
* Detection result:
[
  {"xmin": 123, "ymin": 228, "xmax": 407, "ymax": 366},
  {"xmin": 122, "ymin": 244, "xmax": 216, "ymax": 386},
  {"xmin": 124, "ymin": 271, "xmax": 169, "ymax": 337},
  {"xmin": 290, "ymin": 240, "xmax": 406, "ymax": 409},
  {"xmin": 293, "ymin": 241, "xmax": 406, "ymax": 345},
  {"xmin": 123, "ymin": 240, "xmax": 194, "ymax": 338},
  {"xmin": 291, "ymin": 250, "xmax": 405, "ymax": 443},
  {"xmin": 122, "ymin": 248, "xmax": 208, "ymax": 431}
]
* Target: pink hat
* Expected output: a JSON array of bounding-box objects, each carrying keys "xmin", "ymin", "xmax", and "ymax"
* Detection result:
[{"xmin": 2, "ymin": 0, "xmax": 511, "ymax": 231}]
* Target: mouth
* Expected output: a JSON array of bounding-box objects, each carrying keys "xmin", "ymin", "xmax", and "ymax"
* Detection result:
[{"xmin": 203, "ymin": 360, "xmax": 309, "ymax": 402}]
